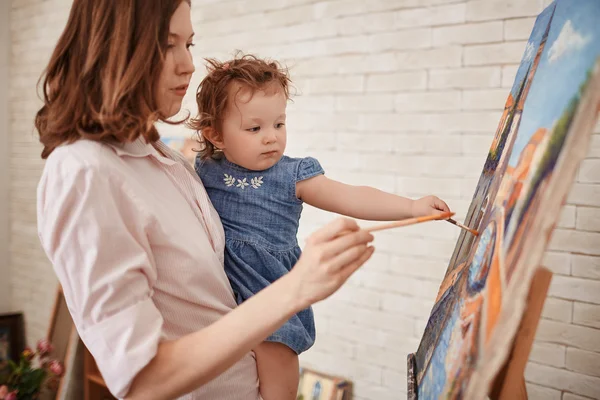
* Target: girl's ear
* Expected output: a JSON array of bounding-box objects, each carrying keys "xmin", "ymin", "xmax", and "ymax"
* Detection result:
[{"xmin": 203, "ymin": 127, "xmax": 225, "ymax": 150}]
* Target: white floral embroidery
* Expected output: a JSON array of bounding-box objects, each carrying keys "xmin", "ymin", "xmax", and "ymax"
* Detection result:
[
  {"xmin": 251, "ymin": 176, "xmax": 264, "ymax": 189},
  {"xmin": 224, "ymin": 174, "xmax": 236, "ymax": 187},
  {"xmin": 236, "ymin": 178, "xmax": 249, "ymax": 189},
  {"xmin": 224, "ymin": 173, "xmax": 264, "ymax": 190}
]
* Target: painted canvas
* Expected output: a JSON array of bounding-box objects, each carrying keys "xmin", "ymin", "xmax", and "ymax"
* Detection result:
[
  {"xmin": 161, "ymin": 135, "xmax": 198, "ymax": 165},
  {"xmin": 410, "ymin": 1, "xmax": 600, "ymax": 398}
]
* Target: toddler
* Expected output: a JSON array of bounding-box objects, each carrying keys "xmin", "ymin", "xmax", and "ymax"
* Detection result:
[{"xmin": 190, "ymin": 54, "xmax": 450, "ymax": 400}]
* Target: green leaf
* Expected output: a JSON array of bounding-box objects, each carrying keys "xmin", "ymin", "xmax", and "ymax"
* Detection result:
[{"xmin": 7, "ymin": 360, "xmax": 18, "ymax": 371}]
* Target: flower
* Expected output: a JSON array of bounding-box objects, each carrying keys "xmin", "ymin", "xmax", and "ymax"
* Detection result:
[
  {"xmin": 36, "ymin": 339, "xmax": 54, "ymax": 357},
  {"xmin": 48, "ymin": 360, "xmax": 64, "ymax": 377},
  {"xmin": 4, "ymin": 391, "xmax": 17, "ymax": 400},
  {"xmin": 0, "ymin": 385, "xmax": 8, "ymax": 399},
  {"xmin": 21, "ymin": 347, "xmax": 34, "ymax": 361}
]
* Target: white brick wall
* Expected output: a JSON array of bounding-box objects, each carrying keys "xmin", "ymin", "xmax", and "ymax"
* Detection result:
[
  {"xmin": 0, "ymin": 1, "xmax": 11, "ymax": 313},
  {"xmin": 7, "ymin": 1, "xmax": 600, "ymax": 399}
]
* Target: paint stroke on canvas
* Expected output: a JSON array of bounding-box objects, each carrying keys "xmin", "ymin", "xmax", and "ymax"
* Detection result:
[{"xmin": 411, "ymin": 1, "xmax": 600, "ymax": 398}]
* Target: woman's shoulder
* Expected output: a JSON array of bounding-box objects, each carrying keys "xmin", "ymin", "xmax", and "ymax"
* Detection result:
[
  {"xmin": 40, "ymin": 140, "xmax": 132, "ymax": 195},
  {"xmin": 44, "ymin": 139, "xmax": 122, "ymax": 175}
]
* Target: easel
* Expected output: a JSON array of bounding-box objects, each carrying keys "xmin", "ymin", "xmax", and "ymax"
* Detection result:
[
  {"xmin": 407, "ymin": 267, "xmax": 553, "ymax": 400},
  {"xmin": 489, "ymin": 266, "xmax": 553, "ymax": 400}
]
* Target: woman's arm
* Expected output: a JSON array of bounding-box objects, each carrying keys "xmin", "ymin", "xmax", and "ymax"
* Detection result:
[
  {"xmin": 38, "ymin": 155, "xmax": 373, "ymax": 400},
  {"xmin": 128, "ymin": 219, "xmax": 373, "ymax": 399},
  {"xmin": 296, "ymin": 175, "xmax": 450, "ymax": 221}
]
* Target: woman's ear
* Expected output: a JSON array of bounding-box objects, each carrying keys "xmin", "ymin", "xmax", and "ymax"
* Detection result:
[{"xmin": 203, "ymin": 127, "xmax": 225, "ymax": 150}]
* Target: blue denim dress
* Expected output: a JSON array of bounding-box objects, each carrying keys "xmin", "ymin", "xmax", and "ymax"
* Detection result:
[{"xmin": 195, "ymin": 155, "xmax": 324, "ymax": 354}]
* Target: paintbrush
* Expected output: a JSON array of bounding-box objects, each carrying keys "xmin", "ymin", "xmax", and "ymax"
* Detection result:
[
  {"xmin": 365, "ymin": 211, "xmax": 455, "ymax": 233},
  {"xmin": 446, "ymin": 218, "xmax": 479, "ymax": 236}
]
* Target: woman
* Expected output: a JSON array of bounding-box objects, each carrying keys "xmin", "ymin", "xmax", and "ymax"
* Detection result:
[{"xmin": 35, "ymin": 1, "xmax": 374, "ymax": 399}]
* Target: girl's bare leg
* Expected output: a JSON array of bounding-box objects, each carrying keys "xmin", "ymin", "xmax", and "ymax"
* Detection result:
[{"xmin": 255, "ymin": 341, "xmax": 299, "ymax": 400}]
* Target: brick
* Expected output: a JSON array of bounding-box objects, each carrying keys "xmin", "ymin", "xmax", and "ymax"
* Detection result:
[
  {"xmin": 337, "ymin": 132, "xmax": 395, "ymax": 152},
  {"xmin": 571, "ymin": 255, "xmax": 600, "ymax": 280},
  {"xmin": 381, "ymin": 368, "xmax": 405, "ymax": 388},
  {"xmin": 568, "ymin": 184, "xmax": 600, "ymax": 207},
  {"xmin": 504, "ymin": 17, "xmax": 536, "ymax": 41},
  {"xmin": 313, "ymin": 0, "xmax": 366, "ymax": 19},
  {"xmin": 294, "ymin": 53, "xmax": 400, "ymax": 77},
  {"xmin": 548, "ymin": 229, "xmax": 600, "ymax": 257},
  {"xmin": 566, "ymin": 348, "xmax": 600, "ymax": 378},
  {"xmin": 558, "ymin": 205, "xmax": 577, "ymax": 229},
  {"xmin": 361, "ymin": 271, "xmax": 440, "ymax": 299},
  {"xmin": 588, "ymin": 134, "xmax": 600, "ymax": 157},
  {"xmin": 353, "ymin": 382, "xmax": 398, "ymax": 400},
  {"xmin": 573, "ymin": 302, "xmax": 600, "ymax": 329},
  {"xmin": 529, "ymin": 342, "xmax": 566, "ymax": 368},
  {"xmin": 396, "ymin": 46, "xmax": 463, "ymax": 70},
  {"xmin": 391, "ymin": 256, "xmax": 448, "ymax": 280},
  {"xmin": 430, "ymin": 67, "xmax": 502, "ymax": 90},
  {"xmin": 524, "ymin": 383, "xmax": 561, "ymax": 400},
  {"xmin": 576, "ymin": 207, "xmax": 600, "ymax": 232},
  {"xmin": 578, "ymin": 160, "xmax": 600, "ymax": 183},
  {"xmin": 368, "ymin": 28, "xmax": 432, "ymax": 52},
  {"xmin": 355, "ymin": 344, "xmax": 412, "ymax": 370},
  {"xmin": 289, "ymin": 95, "xmax": 336, "ymax": 112},
  {"xmin": 562, "ymin": 394, "xmax": 597, "ymax": 400},
  {"xmin": 353, "ymin": 308, "xmax": 417, "ymax": 336},
  {"xmin": 396, "ymin": 176, "xmax": 462, "ymax": 198},
  {"xmin": 335, "ymin": 12, "xmax": 395, "ymax": 36},
  {"xmin": 464, "ymin": 41, "xmax": 529, "ymax": 66},
  {"xmin": 542, "ymin": 251, "xmax": 571, "ymax": 275},
  {"xmin": 461, "ymin": 134, "xmax": 495, "ymax": 155},
  {"xmin": 549, "ymin": 276, "xmax": 600, "ymax": 304},
  {"xmin": 467, "ymin": 0, "xmax": 542, "ymax": 22},
  {"xmin": 366, "ymin": 71, "xmax": 428, "ymax": 93},
  {"xmin": 394, "ymin": 3, "xmax": 466, "ymax": 29},
  {"xmin": 525, "ymin": 363, "xmax": 600, "ymax": 399},
  {"xmin": 395, "ymin": 91, "xmax": 461, "ymax": 113},
  {"xmin": 541, "ymin": 298, "xmax": 572, "ymax": 323},
  {"xmin": 306, "ymin": 75, "xmax": 364, "ymax": 94},
  {"xmin": 312, "ymin": 334, "xmax": 355, "ymax": 358},
  {"xmin": 381, "ymin": 292, "xmax": 435, "ymax": 319},
  {"xmin": 462, "ymin": 89, "xmax": 508, "ymax": 110},
  {"xmin": 336, "ymin": 94, "xmax": 395, "ymax": 112},
  {"xmin": 536, "ymin": 320, "xmax": 600, "ymax": 353},
  {"xmin": 433, "ymin": 21, "xmax": 503, "ymax": 46},
  {"xmin": 332, "ymin": 285, "xmax": 381, "ymax": 310}
]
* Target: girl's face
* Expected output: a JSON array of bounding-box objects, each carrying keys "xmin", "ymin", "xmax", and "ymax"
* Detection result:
[
  {"xmin": 218, "ymin": 82, "xmax": 288, "ymax": 171},
  {"xmin": 156, "ymin": 2, "xmax": 195, "ymax": 118}
]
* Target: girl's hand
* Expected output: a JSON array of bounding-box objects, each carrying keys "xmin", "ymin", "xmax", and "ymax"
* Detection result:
[
  {"xmin": 287, "ymin": 218, "xmax": 374, "ymax": 309},
  {"xmin": 411, "ymin": 195, "xmax": 451, "ymax": 218}
]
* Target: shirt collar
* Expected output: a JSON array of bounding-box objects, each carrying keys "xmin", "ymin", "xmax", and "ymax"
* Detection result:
[
  {"xmin": 109, "ymin": 136, "xmax": 181, "ymax": 167},
  {"xmin": 110, "ymin": 136, "xmax": 155, "ymax": 158}
]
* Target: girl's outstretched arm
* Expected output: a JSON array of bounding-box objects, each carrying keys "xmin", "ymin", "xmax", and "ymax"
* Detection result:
[{"xmin": 296, "ymin": 175, "xmax": 450, "ymax": 221}]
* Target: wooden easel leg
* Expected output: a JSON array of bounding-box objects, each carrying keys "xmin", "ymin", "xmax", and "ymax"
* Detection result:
[{"xmin": 490, "ymin": 267, "xmax": 553, "ymax": 400}]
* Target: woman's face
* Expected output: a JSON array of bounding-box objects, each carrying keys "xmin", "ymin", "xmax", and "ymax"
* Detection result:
[{"xmin": 156, "ymin": 2, "xmax": 195, "ymax": 118}]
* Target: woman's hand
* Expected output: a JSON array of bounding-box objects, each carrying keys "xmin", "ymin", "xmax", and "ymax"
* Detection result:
[{"xmin": 287, "ymin": 218, "xmax": 375, "ymax": 309}]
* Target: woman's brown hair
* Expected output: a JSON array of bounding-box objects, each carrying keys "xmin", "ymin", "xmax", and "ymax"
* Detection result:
[
  {"xmin": 35, "ymin": 0, "xmax": 190, "ymax": 159},
  {"xmin": 189, "ymin": 53, "xmax": 292, "ymax": 160}
]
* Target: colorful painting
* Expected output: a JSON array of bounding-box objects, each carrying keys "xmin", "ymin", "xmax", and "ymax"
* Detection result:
[
  {"xmin": 297, "ymin": 368, "xmax": 351, "ymax": 400},
  {"xmin": 410, "ymin": 1, "xmax": 600, "ymax": 398},
  {"xmin": 0, "ymin": 313, "xmax": 25, "ymax": 379},
  {"xmin": 161, "ymin": 135, "xmax": 198, "ymax": 165}
]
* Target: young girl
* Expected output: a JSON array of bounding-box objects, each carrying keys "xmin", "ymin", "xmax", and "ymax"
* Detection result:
[{"xmin": 190, "ymin": 54, "xmax": 450, "ymax": 400}]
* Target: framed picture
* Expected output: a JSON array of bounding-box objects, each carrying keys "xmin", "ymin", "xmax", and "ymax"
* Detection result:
[
  {"xmin": 297, "ymin": 368, "xmax": 352, "ymax": 400},
  {"xmin": 0, "ymin": 313, "xmax": 25, "ymax": 363},
  {"xmin": 161, "ymin": 135, "xmax": 198, "ymax": 166}
]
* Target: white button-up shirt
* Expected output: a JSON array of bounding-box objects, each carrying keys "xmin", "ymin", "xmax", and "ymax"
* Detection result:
[{"xmin": 37, "ymin": 137, "xmax": 260, "ymax": 399}]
